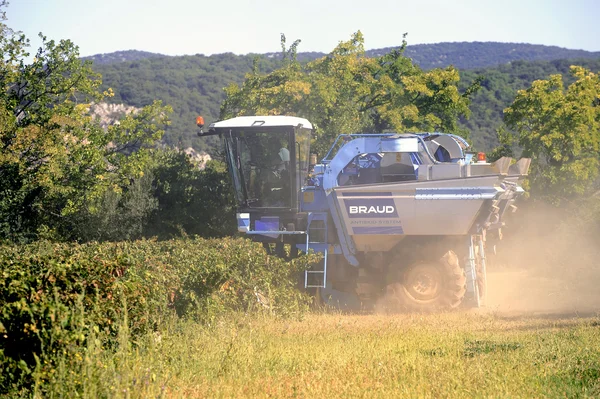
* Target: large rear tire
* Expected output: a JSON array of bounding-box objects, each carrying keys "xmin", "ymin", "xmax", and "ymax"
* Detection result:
[{"xmin": 385, "ymin": 250, "xmax": 466, "ymax": 311}]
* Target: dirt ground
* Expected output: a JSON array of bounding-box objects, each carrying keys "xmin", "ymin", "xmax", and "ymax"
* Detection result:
[
  {"xmin": 484, "ymin": 201, "xmax": 600, "ymax": 316},
  {"xmin": 486, "ymin": 268, "xmax": 600, "ymax": 315}
]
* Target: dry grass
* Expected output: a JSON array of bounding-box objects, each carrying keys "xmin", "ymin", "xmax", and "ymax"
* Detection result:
[{"xmin": 39, "ymin": 310, "xmax": 600, "ymax": 398}]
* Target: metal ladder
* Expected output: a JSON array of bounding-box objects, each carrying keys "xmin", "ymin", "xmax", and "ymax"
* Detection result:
[{"xmin": 304, "ymin": 212, "xmax": 328, "ymax": 289}]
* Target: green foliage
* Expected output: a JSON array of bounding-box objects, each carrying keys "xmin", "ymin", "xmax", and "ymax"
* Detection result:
[
  {"xmin": 0, "ymin": 10, "xmax": 101, "ymax": 241},
  {"xmin": 0, "ymin": 9, "xmax": 238, "ymax": 243},
  {"xmin": 221, "ymin": 32, "xmax": 478, "ymax": 155},
  {"xmin": 149, "ymin": 152, "xmax": 237, "ymax": 238},
  {"xmin": 0, "ymin": 238, "xmax": 317, "ymax": 394},
  {"xmin": 504, "ymin": 66, "xmax": 600, "ymax": 202},
  {"xmin": 67, "ymin": 170, "xmax": 159, "ymax": 242},
  {"xmin": 0, "ymin": 8, "xmax": 175, "ymax": 242},
  {"xmin": 486, "ymin": 127, "xmax": 515, "ymax": 162},
  {"xmin": 459, "ymin": 58, "xmax": 600, "ymax": 151},
  {"xmin": 68, "ymin": 149, "xmax": 237, "ymax": 242}
]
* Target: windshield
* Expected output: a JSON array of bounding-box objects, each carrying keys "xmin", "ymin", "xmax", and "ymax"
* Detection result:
[
  {"xmin": 225, "ymin": 129, "xmax": 293, "ymax": 208},
  {"xmin": 295, "ymin": 127, "xmax": 311, "ymax": 198}
]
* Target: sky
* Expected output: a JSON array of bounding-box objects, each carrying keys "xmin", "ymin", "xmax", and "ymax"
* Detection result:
[{"xmin": 6, "ymin": 0, "xmax": 600, "ymax": 58}]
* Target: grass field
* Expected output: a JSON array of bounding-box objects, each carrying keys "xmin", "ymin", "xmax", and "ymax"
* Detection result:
[{"xmin": 41, "ymin": 310, "xmax": 600, "ymax": 398}]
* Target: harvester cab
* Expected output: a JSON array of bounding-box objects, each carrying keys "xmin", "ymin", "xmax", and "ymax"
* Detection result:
[
  {"xmin": 199, "ymin": 115, "xmax": 530, "ymax": 310},
  {"xmin": 201, "ymin": 116, "xmax": 314, "ymax": 253}
]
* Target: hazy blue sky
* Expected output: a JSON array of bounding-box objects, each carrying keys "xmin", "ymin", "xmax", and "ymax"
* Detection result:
[{"xmin": 6, "ymin": 0, "xmax": 600, "ymax": 57}]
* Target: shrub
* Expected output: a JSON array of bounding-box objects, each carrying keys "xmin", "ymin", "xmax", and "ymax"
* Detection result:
[
  {"xmin": 0, "ymin": 238, "xmax": 317, "ymax": 394},
  {"xmin": 148, "ymin": 153, "xmax": 237, "ymax": 239}
]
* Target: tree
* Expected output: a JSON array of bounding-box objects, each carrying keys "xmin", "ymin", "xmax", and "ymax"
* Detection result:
[
  {"xmin": 221, "ymin": 32, "xmax": 479, "ymax": 155},
  {"xmin": 65, "ymin": 100, "xmax": 172, "ymax": 242},
  {"xmin": 0, "ymin": 5, "xmax": 171, "ymax": 241},
  {"xmin": 0, "ymin": 6, "xmax": 100, "ymax": 240},
  {"xmin": 148, "ymin": 151, "xmax": 236, "ymax": 239},
  {"xmin": 504, "ymin": 66, "xmax": 600, "ymax": 203}
]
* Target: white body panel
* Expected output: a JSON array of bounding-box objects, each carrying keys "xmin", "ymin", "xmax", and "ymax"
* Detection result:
[
  {"xmin": 210, "ymin": 115, "xmax": 313, "ymax": 130},
  {"xmin": 333, "ymin": 176, "xmax": 502, "ymax": 251}
]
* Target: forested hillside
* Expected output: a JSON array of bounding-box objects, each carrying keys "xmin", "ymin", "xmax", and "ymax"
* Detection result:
[
  {"xmin": 375, "ymin": 42, "xmax": 600, "ymax": 70},
  {"xmin": 83, "ymin": 50, "xmax": 165, "ymax": 65},
  {"xmin": 91, "ymin": 42, "xmax": 600, "ymax": 68},
  {"xmin": 461, "ymin": 58, "xmax": 600, "ymax": 150},
  {"xmin": 272, "ymin": 42, "xmax": 600, "ymax": 69},
  {"xmin": 91, "ymin": 43, "xmax": 600, "ymax": 153},
  {"xmin": 94, "ymin": 54, "xmax": 281, "ymax": 151}
]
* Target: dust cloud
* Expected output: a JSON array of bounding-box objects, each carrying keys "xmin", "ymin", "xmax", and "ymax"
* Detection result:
[{"xmin": 484, "ymin": 200, "xmax": 600, "ymax": 315}]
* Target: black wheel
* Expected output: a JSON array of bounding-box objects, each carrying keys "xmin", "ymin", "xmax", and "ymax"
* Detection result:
[{"xmin": 385, "ymin": 250, "xmax": 466, "ymax": 311}]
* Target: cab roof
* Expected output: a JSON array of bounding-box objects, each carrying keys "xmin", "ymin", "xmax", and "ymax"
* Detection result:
[{"xmin": 209, "ymin": 116, "xmax": 313, "ymax": 130}]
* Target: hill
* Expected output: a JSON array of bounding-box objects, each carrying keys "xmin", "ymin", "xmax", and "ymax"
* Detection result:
[
  {"xmin": 90, "ymin": 42, "xmax": 600, "ymax": 153},
  {"xmin": 264, "ymin": 42, "xmax": 600, "ymax": 70},
  {"xmin": 373, "ymin": 42, "xmax": 600, "ymax": 70},
  {"xmin": 83, "ymin": 50, "xmax": 165, "ymax": 65},
  {"xmin": 99, "ymin": 42, "xmax": 600, "ymax": 70}
]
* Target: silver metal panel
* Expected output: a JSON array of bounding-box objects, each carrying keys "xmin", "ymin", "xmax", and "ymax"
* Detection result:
[
  {"xmin": 466, "ymin": 164, "xmax": 503, "ymax": 177},
  {"xmin": 429, "ymin": 164, "xmax": 463, "ymax": 180},
  {"xmin": 490, "ymin": 157, "xmax": 512, "ymax": 175},
  {"xmin": 509, "ymin": 158, "xmax": 532, "ymax": 176},
  {"xmin": 419, "ymin": 162, "xmax": 520, "ymax": 181},
  {"xmin": 417, "ymin": 165, "xmax": 432, "ymax": 181},
  {"xmin": 415, "ymin": 186, "xmax": 501, "ymax": 200},
  {"xmin": 333, "ymin": 176, "xmax": 503, "ymax": 243},
  {"xmin": 380, "ymin": 137, "xmax": 419, "ymax": 153},
  {"xmin": 429, "ymin": 135, "xmax": 465, "ymax": 159}
]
